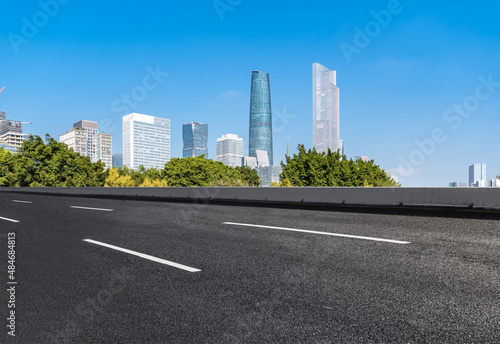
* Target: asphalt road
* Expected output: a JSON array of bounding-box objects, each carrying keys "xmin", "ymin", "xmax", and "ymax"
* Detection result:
[{"xmin": 0, "ymin": 192, "xmax": 499, "ymax": 343}]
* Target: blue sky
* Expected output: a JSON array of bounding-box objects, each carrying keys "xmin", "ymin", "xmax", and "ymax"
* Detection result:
[{"xmin": 1, "ymin": 0, "xmax": 499, "ymax": 186}]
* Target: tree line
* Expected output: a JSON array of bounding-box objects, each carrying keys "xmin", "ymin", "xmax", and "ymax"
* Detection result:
[{"xmin": 0, "ymin": 135, "xmax": 398, "ymax": 187}]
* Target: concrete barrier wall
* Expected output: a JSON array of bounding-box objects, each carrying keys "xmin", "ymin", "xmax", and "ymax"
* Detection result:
[{"xmin": 2, "ymin": 187, "xmax": 500, "ymax": 210}]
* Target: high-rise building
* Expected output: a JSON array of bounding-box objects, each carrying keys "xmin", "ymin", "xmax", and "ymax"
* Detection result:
[
  {"xmin": 313, "ymin": 63, "xmax": 341, "ymax": 154},
  {"xmin": 97, "ymin": 132, "xmax": 112, "ymax": 169},
  {"xmin": 123, "ymin": 113, "xmax": 170, "ymax": 170},
  {"xmin": 255, "ymin": 166, "xmax": 282, "ymax": 187},
  {"xmin": 469, "ymin": 163, "xmax": 486, "ymax": 187},
  {"xmin": 60, "ymin": 120, "xmax": 112, "ymax": 169},
  {"xmin": 0, "ymin": 111, "xmax": 28, "ymax": 149},
  {"xmin": 73, "ymin": 120, "xmax": 98, "ymax": 163},
  {"xmin": 183, "ymin": 122, "xmax": 208, "ymax": 158},
  {"xmin": 112, "ymin": 153, "xmax": 123, "ymax": 168},
  {"xmin": 256, "ymin": 150, "xmax": 270, "ymax": 167},
  {"xmin": 242, "ymin": 156, "xmax": 257, "ymax": 169},
  {"xmin": 249, "ymin": 70, "xmax": 273, "ymax": 165},
  {"xmin": 216, "ymin": 134, "xmax": 244, "ymax": 167}
]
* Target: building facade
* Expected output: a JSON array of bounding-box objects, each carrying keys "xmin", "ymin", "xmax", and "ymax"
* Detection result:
[
  {"xmin": 313, "ymin": 63, "xmax": 341, "ymax": 154},
  {"xmin": 123, "ymin": 113, "xmax": 171, "ymax": 170},
  {"xmin": 256, "ymin": 165, "xmax": 282, "ymax": 187},
  {"xmin": 216, "ymin": 134, "xmax": 244, "ymax": 167},
  {"xmin": 112, "ymin": 153, "xmax": 123, "ymax": 168},
  {"xmin": 0, "ymin": 111, "xmax": 28, "ymax": 148},
  {"xmin": 183, "ymin": 122, "xmax": 208, "ymax": 158},
  {"xmin": 73, "ymin": 120, "xmax": 98, "ymax": 163},
  {"xmin": 97, "ymin": 133, "xmax": 112, "ymax": 169},
  {"xmin": 59, "ymin": 128, "xmax": 88, "ymax": 157},
  {"xmin": 469, "ymin": 163, "xmax": 486, "ymax": 187},
  {"xmin": 249, "ymin": 70, "xmax": 273, "ymax": 166},
  {"xmin": 449, "ymin": 182, "xmax": 467, "ymax": 187}
]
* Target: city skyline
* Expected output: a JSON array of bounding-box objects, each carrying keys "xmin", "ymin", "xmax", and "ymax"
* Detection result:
[{"xmin": 1, "ymin": 1, "xmax": 500, "ymax": 186}]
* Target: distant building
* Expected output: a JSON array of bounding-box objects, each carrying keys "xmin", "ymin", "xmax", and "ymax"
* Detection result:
[
  {"xmin": 249, "ymin": 70, "xmax": 273, "ymax": 166},
  {"xmin": 256, "ymin": 150, "xmax": 270, "ymax": 167},
  {"xmin": 355, "ymin": 156, "xmax": 369, "ymax": 162},
  {"xmin": 242, "ymin": 156, "xmax": 257, "ymax": 169},
  {"xmin": 256, "ymin": 166, "xmax": 282, "ymax": 187},
  {"xmin": 0, "ymin": 111, "xmax": 28, "ymax": 148},
  {"xmin": 97, "ymin": 133, "xmax": 112, "ymax": 169},
  {"xmin": 60, "ymin": 120, "xmax": 112, "ymax": 169},
  {"xmin": 73, "ymin": 120, "xmax": 99, "ymax": 163},
  {"xmin": 112, "ymin": 153, "xmax": 123, "ymax": 168},
  {"xmin": 123, "ymin": 113, "xmax": 171, "ymax": 170},
  {"xmin": 471, "ymin": 180, "xmax": 486, "ymax": 187},
  {"xmin": 183, "ymin": 122, "xmax": 208, "ymax": 158},
  {"xmin": 313, "ymin": 63, "xmax": 341, "ymax": 154},
  {"xmin": 216, "ymin": 134, "xmax": 243, "ymax": 167},
  {"xmin": 489, "ymin": 179, "xmax": 500, "ymax": 187},
  {"xmin": 469, "ymin": 163, "xmax": 486, "ymax": 187},
  {"xmin": 0, "ymin": 142, "xmax": 18, "ymax": 153},
  {"xmin": 449, "ymin": 182, "xmax": 467, "ymax": 187}
]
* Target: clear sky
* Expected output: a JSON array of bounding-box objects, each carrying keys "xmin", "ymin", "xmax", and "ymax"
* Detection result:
[{"xmin": 1, "ymin": 0, "xmax": 499, "ymax": 186}]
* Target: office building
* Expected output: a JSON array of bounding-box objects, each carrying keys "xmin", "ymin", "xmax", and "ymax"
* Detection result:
[
  {"xmin": 469, "ymin": 163, "xmax": 486, "ymax": 187},
  {"xmin": 256, "ymin": 166, "xmax": 282, "ymax": 187},
  {"xmin": 112, "ymin": 153, "xmax": 123, "ymax": 168},
  {"xmin": 73, "ymin": 120, "xmax": 99, "ymax": 163},
  {"xmin": 313, "ymin": 63, "xmax": 341, "ymax": 154},
  {"xmin": 123, "ymin": 113, "xmax": 171, "ymax": 170},
  {"xmin": 242, "ymin": 156, "xmax": 257, "ymax": 169},
  {"xmin": 60, "ymin": 120, "xmax": 112, "ymax": 169},
  {"xmin": 0, "ymin": 111, "xmax": 28, "ymax": 148},
  {"xmin": 449, "ymin": 182, "xmax": 467, "ymax": 187},
  {"xmin": 97, "ymin": 132, "xmax": 112, "ymax": 169},
  {"xmin": 489, "ymin": 179, "xmax": 500, "ymax": 187},
  {"xmin": 249, "ymin": 70, "xmax": 273, "ymax": 165},
  {"xmin": 183, "ymin": 122, "xmax": 208, "ymax": 158},
  {"xmin": 216, "ymin": 134, "xmax": 244, "ymax": 167},
  {"xmin": 255, "ymin": 150, "xmax": 270, "ymax": 167},
  {"xmin": 0, "ymin": 142, "xmax": 18, "ymax": 153},
  {"xmin": 355, "ymin": 156, "xmax": 369, "ymax": 162}
]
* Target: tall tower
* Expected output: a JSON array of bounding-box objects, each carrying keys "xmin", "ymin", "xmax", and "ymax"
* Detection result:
[
  {"xmin": 469, "ymin": 163, "xmax": 486, "ymax": 187},
  {"xmin": 183, "ymin": 122, "xmax": 208, "ymax": 158},
  {"xmin": 313, "ymin": 63, "xmax": 340, "ymax": 153},
  {"xmin": 249, "ymin": 70, "xmax": 273, "ymax": 165}
]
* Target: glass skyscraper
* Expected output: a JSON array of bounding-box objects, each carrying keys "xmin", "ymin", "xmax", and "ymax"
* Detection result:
[
  {"xmin": 313, "ymin": 63, "xmax": 341, "ymax": 153},
  {"xmin": 469, "ymin": 163, "xmax": 486, "ymax": 187},
  {"xmin": 183, "ymin": 122, "xmax": 208, "ymax": 158},
  {"xmin": 123, "ymin": 113, "xmax": 171, "ymax": 170},
  {"xmin": 249, "ymin": 70, "xmax": 273, "ymax": 166}
]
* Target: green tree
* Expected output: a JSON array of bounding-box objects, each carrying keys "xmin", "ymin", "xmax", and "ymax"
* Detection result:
[
  {"xmin": 0, "ymin": 149, "xmax": 17, "ymax": 186},
  {"xmin": 7, "ymin": 134, "xmax": 107, "ymax": 187},
  {"xmin": 161, "ymin": 156, "xmax": 249, "ymax": 187},
  {"xmin": 234, "ymin": 166, "xmax": 261, "ymax": 186},
  {"xmin": 105, "ymin": 168, "xmax": 135, "ymax": 187},
  {"xmin": 280, "ymin": 144, "xmax": 399, "ymax": 187}
]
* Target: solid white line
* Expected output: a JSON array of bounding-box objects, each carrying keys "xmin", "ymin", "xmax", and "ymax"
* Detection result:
[
  {"xmin": 13, "ymin": 200, "xmax": 32, "ymax": 204},
  {"xmin": 0, "ymin": 216, "xmax": 20, "ymax": 223},
  {"xmin": 223, "ymin": 222, "xmax": 411, "ymax": 244},
  {"xmin": 70, "ymin": 206, "xmax": 114, "ymax": 212},
  {"xmin": 83, "ymin": 239, "xmax": 201, "ymax": 272}
]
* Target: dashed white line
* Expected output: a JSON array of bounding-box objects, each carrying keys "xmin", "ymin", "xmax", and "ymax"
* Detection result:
[
  {"xmin": 223, "ymin": 222, "xmax": 411, "ymax": 244},
  {"xmin": 12, "ymin": 200, "xmax": 32, "ymax": 204},
  {"xmin": 0, "ymin": 216, "xmax": 20, "ymax": 223},
  {"xmin": 70, "ymin": 206, "xmax": 114, "ymax": 212},
  {"xmin": 83, "ymin": 239, "xmax": 201, "ymax": 272}
]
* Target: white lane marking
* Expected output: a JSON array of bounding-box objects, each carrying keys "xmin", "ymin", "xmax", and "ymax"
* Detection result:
[
  {"xmin": 83, "ymin": 239, "xmax": 201, "ymax": 272},
  {"xmin": 70, "ymin": 206, "xmax": 114, "ymax": 212},
  {"xmin": 13, "ymin": 200, "xmax": 32, "ymax": 204},
  {"xmin": 223, "ymin": 222, "xmax": 411, "ymax": 244},
  {"xmin": 0, "ymin": 216, "xmax": 20, "ymax": 223}
]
